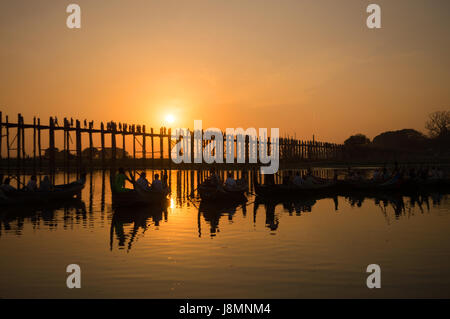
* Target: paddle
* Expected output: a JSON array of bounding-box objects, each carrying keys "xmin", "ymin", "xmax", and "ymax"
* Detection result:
[
  {"xmin": 187, "ymin": 195, "xmax": 199, "ymax": 208},
  {"xmin": 126, "ymin": 169, "xmax": 137, "ymax": 185},
  {"xmin": 188, "ymin": 186, "xmax": 199, "ymax": 198}
]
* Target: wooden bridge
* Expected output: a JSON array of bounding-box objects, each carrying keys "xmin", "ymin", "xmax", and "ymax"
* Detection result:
[{"xmin": 0, "ymin": 112, "xmax": 345, "ymax": 174}]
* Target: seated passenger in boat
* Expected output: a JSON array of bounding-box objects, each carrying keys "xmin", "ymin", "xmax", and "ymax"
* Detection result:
[
  {"xmin": 351, "ymin": 171, "xmax": 361, "ymax": 181},
  {"xmin": 206, "ymin": 168, "xmax": 219, "ymax": 186},
  {"xmin": 389, "ymin": 168, "xmax": 404, "ymax": 183},
  {"xmin": 26, "ymin": 175, "xmax": 38, "ymax": 191},
  {"xmin": 136, "ymin": 172, "xmax": 150, "ymax": 190},
  {"xmin": 304, "ymin": 174, "xmax": 319, "ymax": 186},
  {"xmin": 0, "ymin": 178, "xmax": 16, "ymax": 193},
  {"xmin": 225, "ymin": 172, "xmax": 237, "ymax": 189},
  {"xmin": 39, "ymin": 176, "xmax": 54, "ymax": 191},
  {"xmin": 293, "ymin": 172, "xmax": 304, "ymax": 186},
  {"xmin": 381, "ymin": 167, "xmax": 389, "ymax": 180},
  {"xmin": 429, "ymin": 166, "xmax": 442, "ymax": 180},
  {"xmin": 345, "ymin": 168, "xmax": 352, "ymax": 181},
  {"xmin": 151, "ymin": 174, "xmax": 163, "ymax": 191},
  {"xmin": 372, "ymin": 169, "xmax": 381, "ymax": 181}
]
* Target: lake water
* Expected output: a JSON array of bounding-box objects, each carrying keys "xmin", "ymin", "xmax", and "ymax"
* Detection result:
[{"xmin": 1, "ymin": 169, "xmax": 450, "ymax": 298}]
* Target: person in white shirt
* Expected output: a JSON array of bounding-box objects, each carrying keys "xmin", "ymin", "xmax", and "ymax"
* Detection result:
[
  {"xmin": 151, "ymin": 174, "xmax": 163, "ymax": 191},
  {"xmin": 26, "ymin": 175, "xmax": 38, "ymax": 191},
  {"xmin": 136, "ymin": 172, "xmax": 150, "ymax": 190},
  {"xmin": 224, "ymin": 172, "xmax": 237, "ymax": 189}
]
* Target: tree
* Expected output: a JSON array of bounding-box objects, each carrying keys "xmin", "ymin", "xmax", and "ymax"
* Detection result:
[
  {"xmin": 344, "ymin": 134, "xmax": 370, "ymax": 146},
  {"xmin": 426, "ymin": 110, "xmax": 449, "ymax": 137},
  {"xmin": 372, "ymin": 129, "xmax": 427, "ymax": 150}
]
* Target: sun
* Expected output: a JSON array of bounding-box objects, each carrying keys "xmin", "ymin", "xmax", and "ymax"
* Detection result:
[{"xmin": 165, "ymin": 114, "xmax": 175, "ymax": 124}]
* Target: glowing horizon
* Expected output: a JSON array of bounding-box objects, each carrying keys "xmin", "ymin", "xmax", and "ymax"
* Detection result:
[{"xmin": 0, "ymin": 0, "xmax": 449, "ymax": 143}]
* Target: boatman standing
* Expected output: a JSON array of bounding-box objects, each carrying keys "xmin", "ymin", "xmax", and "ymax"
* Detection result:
[
  {"xmin": 151, "ymin": 174, "xmax": 163, "ymax": 191},
  {"xmin": 207, "ymin": 168, "xmax": 219, "ymax": 186}
]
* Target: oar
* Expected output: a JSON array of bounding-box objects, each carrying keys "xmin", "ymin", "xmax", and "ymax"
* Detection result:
[
  {"xmin": 187, "ymin": 195, "xmax": 199, "ymax": 208},
  {"xmin": 127, "ymin": 169, "xmax": 137, "ymax": 184},
  {"xmin": 188, "ymin": 186, "xmax": 199, "ymax": 198},
  {"xmin": 240, "ymin": 199, "xmax": 256, "ymax": 208}
]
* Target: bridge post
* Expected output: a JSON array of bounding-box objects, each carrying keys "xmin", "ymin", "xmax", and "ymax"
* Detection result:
[
  {"xmin": 142, "ymin": 125, "xmax": 146, "ymax": 168},
  {"xmin": 49, "ymin": 117, "xmax": 55, "ymax": 176},
  {"xmin": 76, "ymin": 120, "xmax": 82, "ymax": 174},
  {"xmin": 101, "ymin": 122, "xmax": 105, "ymax": 168}
]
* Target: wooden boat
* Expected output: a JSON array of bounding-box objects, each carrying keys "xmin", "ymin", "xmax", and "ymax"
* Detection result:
[
  {"xmin": 337, "ymin": 178, "xmax": 401, "ymax": 191},
  {"xmin": 198, "ymin": 181, "xmax": 248, "ymax": 202},
  {"xmin": 111, "ymin": 187, "xmax": 170, "ymax": 207},
  {"xmin": 198, "ymin": 195, "xmax": 247, "ymax": 211},
  {"xmin": 110, "ymin": 173, "xmax": 170, "ymax": 207},
  {"xmin": 255, "ymin": 176, "xmax": 450, "ymax": 199},
  {"xmin": 0, "ymin": 177, "xmax": 86, "ymax": 206},
  {"xmin": 254, "ymin": 179, "xmax": 337, "ymax": 198},
  {"xmin": 197, "ymin": 197, "xmax": 247, "ymax": 237}
]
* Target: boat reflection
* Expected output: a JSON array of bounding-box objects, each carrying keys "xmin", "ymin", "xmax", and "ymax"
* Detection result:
[
  {"xmin": 344, "ymin": 189, "xmax": 447, "ymax": 220},
  {"xmin": 253, "ymin": 199, "xmax": 280, "ymax": 231},
  {"xmin": 197, "ymin": 199, "xmax": 247, "ymax": 238},
  {"xmin": 109, "ymin": 201, "xmax": 169, "ymax": 251},
  {"xmin": 252, "ymin": 189, "xmax": 449, "ymax": 230},
  {"xmin": 0, "ymin": 199, "xmax": 87, "ymax": 237},
  {"xmin": 2, "ymin": 170, "xmax": 448, "ymax": 247}
]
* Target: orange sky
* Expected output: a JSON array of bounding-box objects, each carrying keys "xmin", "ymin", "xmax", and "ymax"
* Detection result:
[{"xmin": 1, "ymin": 0, "xmax": 449, "ymax": 143}]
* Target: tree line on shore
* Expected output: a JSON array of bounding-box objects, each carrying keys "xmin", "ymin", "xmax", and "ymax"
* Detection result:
[{"xmin": 344, "ymin": 111, "xmax": 450, "ymax": 157}]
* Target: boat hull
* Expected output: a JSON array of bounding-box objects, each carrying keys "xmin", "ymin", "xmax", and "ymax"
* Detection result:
[
  {"xmin": 255, "ymin": 178, "xmax": 450, "ymax": 199},
  {"xmin": 255, "ymin": 181, "xmax": 337, "ymax": 198},
  {"xmin": 0, "ymin": 180, "xmax": 85, "ymax": 206},
  {"xmin": 111, "ymin": 188, "xmax": 170, "ymax": 207}
]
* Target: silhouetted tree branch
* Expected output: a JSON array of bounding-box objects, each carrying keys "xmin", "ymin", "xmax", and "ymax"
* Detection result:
[{"xmin": 426, "ymin": 110, "xmax": 449, "ymax": 137}]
